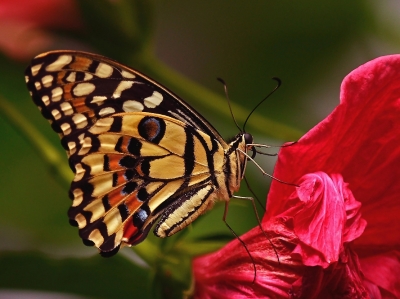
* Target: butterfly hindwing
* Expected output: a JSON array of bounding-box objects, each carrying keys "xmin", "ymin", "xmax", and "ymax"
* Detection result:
[
  {"xmin": 25, "ymin": 50, "xmax": 249, "ymax": 255},
  {"xmin": 65, "ymin": 112, "xmax": 226, "ymax": 253}
]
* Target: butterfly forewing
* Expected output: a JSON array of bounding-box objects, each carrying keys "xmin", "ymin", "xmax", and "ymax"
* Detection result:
[{"xmin": 25, "ymin": 50, "xmax": 249, "ymax": 255}]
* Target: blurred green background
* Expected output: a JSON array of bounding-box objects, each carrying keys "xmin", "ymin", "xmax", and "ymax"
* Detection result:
[{"xmin": 0, "ymin": 0, "xmax": 399, "ymax": 298}]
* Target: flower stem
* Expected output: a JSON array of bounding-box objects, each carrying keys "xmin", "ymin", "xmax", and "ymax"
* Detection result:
[
  {"xmin": 140, "ymin": 55, "xmax": 304, "ymax": 141},
  {"xmin": 0, "ymin": 95, "xmax": 72, "ymax": 188}
]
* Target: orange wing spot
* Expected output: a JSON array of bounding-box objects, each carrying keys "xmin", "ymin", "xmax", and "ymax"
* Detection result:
[
  {"xmin": 70, "ymin": 56, "xmax": 92, "ymax": 71},
  {"xmin": 62, "ymin": 83, "xmax": 73, "ymax": 101},
  {"xmin": 57, "ymin": 70, "xmax": 68, "ymax": 84},
  {"xmin": 114, "ymin": 170, "xmax": 129, "ymax": 186},
  {"xmin": 106, "ymin": 184, "xmax": 142, "ymax": 212},
  {"xmin": 135, "ymin": 164, "xmax": 145, "ymax": 177},
  {"xmin": 108, "ymin": 154, "xmax": 128, "ymax": 170},
  {"xmin": 107, "ymin": 186, "xmax": 129, "ymax": 206},
  {"xmin": 72, "ymin": 97, "xmax": 91, "ymax": 114},
  {"xmin": 116, "ymin": 136, "xmax": 131, "ymax": 152},
  {"xmin": 124, "ymin": 192, "xmax": 143, "ymax": 213},
  {"xmin": 122, "ymin": 220, "xmax": 140, "ymax": 244},
  {"xmin": 87, "ymin": 110, "xmax": 95, "ymax": 118}
]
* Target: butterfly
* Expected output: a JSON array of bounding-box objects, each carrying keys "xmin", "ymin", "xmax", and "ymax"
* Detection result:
[{"xmin": 25, "ymin": 50, "xmax": 256, "ymax": 257}]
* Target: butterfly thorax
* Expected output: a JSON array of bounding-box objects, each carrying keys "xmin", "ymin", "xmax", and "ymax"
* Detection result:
[{"xmin": 222, "ymin": 132, "xmax": 253, "ymax": 197}]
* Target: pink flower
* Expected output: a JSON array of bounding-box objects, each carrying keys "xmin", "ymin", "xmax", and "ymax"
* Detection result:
[
  {"xmin": 193, "ymin": 55, "xmax": 400, "ymax": 298},
  {"xmin": 0, "ymin": 0, "xmax": 82, "ymax": 60}
]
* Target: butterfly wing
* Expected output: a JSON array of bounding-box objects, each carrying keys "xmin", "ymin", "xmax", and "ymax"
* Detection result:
[
  {"xmin": 25, "ymin": 51, "xmax": 232, "ymax": 255},
  {"xmin": 67, "ymin": 112, "xmax": 225, "ymax": 255},
  {"xmin": 25, "ymin": 51, "xmax": 225, "ymax": 145}
]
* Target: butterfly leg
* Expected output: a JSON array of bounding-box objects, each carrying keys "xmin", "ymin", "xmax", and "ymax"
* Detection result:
[
  {"xmin": 231, "ymin": 195, "xmax": 280, "ymax": 264},
  {"xmin": 222, "ymin": 201, "xmax": 257, "ymax": 284}
]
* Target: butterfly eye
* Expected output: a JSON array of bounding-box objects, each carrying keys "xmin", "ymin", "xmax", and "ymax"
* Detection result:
[{"xmin": 244, "ymin": 132, "xmax": 253, "ymax": 145}]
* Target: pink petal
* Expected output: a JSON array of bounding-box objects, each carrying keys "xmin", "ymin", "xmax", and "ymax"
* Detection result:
[
  {"xmin": 265, "ymin": 55, "xmax": 400, "ymax": 255},
  {"xmin": 192, "ymin": 220, "xmax": 304, "ymax": 299},
  {"xmin": 193, "ymin": 172, "xmax": 368, "ymax": 298},
  {"xmin": 286, "ymin": 173, "xmax": 366, "ymax": 268},
  {"xmin": 360, "ymin": 251, "xmax": 400, "ymax": 299},
  {"xmin": 0, "ymin": 0, "xmax": 83, "ymax": 60},
  {"xmin": 0, "ymin": 20, "xmax": 53, "ymax": 61},
  {"xmin": 0, "ymin": 0, "xmax": 82, "ymax": 29},
  {"xmin": 193, "ymin": 56, "xmax": 400, "ymax": 298}
]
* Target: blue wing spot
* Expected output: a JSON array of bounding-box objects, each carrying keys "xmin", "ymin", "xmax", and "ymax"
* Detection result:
[{"xmin": 133, "ymin": 206, "xmax": 150, "ymax": 227}]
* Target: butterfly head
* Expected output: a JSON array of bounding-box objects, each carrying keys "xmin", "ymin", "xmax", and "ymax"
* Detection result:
[
  {"xmin": 227, "ymin": 131, "xmax": 255, "ymax": 183},
  {"xmin": 242, "ymin": 132, "xmax": 256, "ymax": 159},
  {"xmin": 243, "ymin": 132, "xmax": 253, "ymax": 147}
]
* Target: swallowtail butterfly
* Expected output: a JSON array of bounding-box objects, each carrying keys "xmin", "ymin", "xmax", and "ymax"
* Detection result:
[{"xmin": 25, "ymin": 51, "xmax": 257, "ymax": 257}]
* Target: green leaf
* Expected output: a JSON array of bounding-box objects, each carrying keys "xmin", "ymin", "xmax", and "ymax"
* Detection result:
[{"xmin": 0, "ymin": 251, "xmax": 152, "ymax": 299}]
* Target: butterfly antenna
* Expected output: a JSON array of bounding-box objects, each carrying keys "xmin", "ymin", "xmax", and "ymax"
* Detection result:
[
  {"xmin": 217, "ymin": 78, "xmax": 242, "ymax": 132},
  {"xmin": 243, "ymin": 77, "xmax": 281, "ymax": 132}
]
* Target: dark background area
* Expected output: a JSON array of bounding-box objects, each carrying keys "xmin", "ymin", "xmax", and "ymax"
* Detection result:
[{"xmin": 0, "ymin": 1, "xmax": 399, "ymax": 298}]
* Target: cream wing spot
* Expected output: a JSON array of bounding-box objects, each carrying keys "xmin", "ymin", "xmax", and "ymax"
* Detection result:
[
  {"xmin": 84, "ymin": 199, "xmax": 106, "ymax": 223},
  {"xmin": 31, "ymin": 64, "xmax": 43, "ymax": 76},
  {"xmin": 71, "ymin": 188, "xmax": 83, "ymax": 207},
  {"xmin": 73, "ymin": 82, "xmax": 96, "ymax": 97},
  {"xmin": 73, "ymin": 163, "xmax": 85, "ymax": 181},
  {"xmin": 114, "ymin": 230, "xmax": 124, "ymax": 248},
  {"xmin": 75, "ymin": 213, "xmax": 87, "ymax": 229},
  {"xmin": 34, "ymin": 81, "xmax": 41, "ymax": 90},
  {"xmin": 112, "ymin": 81, "xmax": 134, "ymax": 98},
  {"xmin": 144, "ymin": 91, "xmax": 163, "ymax": 108},
  {"xmin": 99, "ymin": 107, "xmax": 116, "ymax": 116},
  {"xmin": 95, "ymin": 63, "xmax": 113, "ymax": 78},
  {"xmin": 72, "ymin": 113, "xmax": 88, "ymax": 129},
  {"xmin": 88, "ymin": 229, "xmax": 104, "ymax": 247},
  {"xmin": 66, "ymin": 72, "xmax": 76, "ymax": 82},
  {"xmin": 121, "ymin": 70, "xmax": 136, "ymax": 78},
  {"xmin": 24, "ymin": 75, "xmax": 29, "ymax": 83},
  {"xmin": 42, "ymin": 95, "xmax": 50, "ymax": 106},
  {"xmin": 81, "ymin": 153, "xmax": 106, "ymax": 175},
  {"xmin": 60, "ymin": 122, "xmax": 72, "ymax": 135},
  {"xmin": 89, "ymin": 118, "xmax": 114, "ymax": 134},
  {"xmin": 78, "ymin": 137, "xmax": 92, "ymax": 155},
  {"xmin": 51, "ymin": 86, "xmax": 63, "ymax": 102},
  {"xmin": 90, "ymin": 174, "xmax": 114, "ymax": 197},
  {"xmin": 84, "ymin": 73, "xmax": 93, "ymax": 81},
  {"xmin": 60, "ymin": 102, "xmax": 74, "ymax": 116},
  {"xmin": 51, "ymin": 109, "xmax": 62, "ymax": 120},
  {"xmin": 122, "ymin": 100, "xmax": 144, "ymax": 112},
  {"xmin": 68, "ymin": 141, "xmax": 77, "ymax": 155},
  {"xmin": 46, "ymin": 55, "xmax": 72, "ymax": 72},
  {"xmin": 103, "ymin": 208, "xmax": 123, "ymax": 235},
  {"xmin": 41, "ymin": 75, "xmax": 53, "ymax": 87},
  {"xmin": 78, "ymin": 133, "xmax": 85, "ymax": 143},
  {"xmin": 90, "ymin": 96, "xmax": 107, "ymax": 105}
]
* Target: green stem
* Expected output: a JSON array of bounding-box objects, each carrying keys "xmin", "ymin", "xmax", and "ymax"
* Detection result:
[
  {"xmin": 0, "ymin": 96, "xmax": 72, "ymax": 188},
  {"xmin": 140, "ymin": 55, "xmax": 304, "ymax": 140}
]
